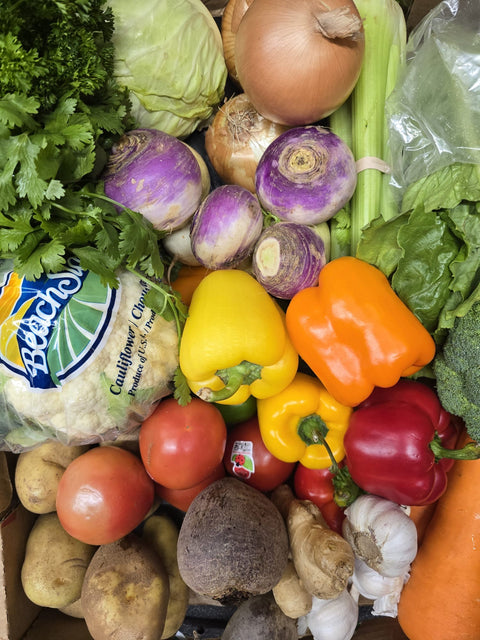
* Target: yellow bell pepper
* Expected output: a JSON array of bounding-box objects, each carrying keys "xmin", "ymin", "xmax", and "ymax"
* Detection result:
[
  {"xmin": 179, "ymin": 269, "xmax": 298, "ymax": 405},
  {"xmin": 257, "ymin": 372, "xmax": 353, "ymax": 469}
]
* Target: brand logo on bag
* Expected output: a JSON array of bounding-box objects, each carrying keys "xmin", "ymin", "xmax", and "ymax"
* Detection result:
[{"xmin": 0, "ymin": 257, "xmax": 119, "ymax": 389}]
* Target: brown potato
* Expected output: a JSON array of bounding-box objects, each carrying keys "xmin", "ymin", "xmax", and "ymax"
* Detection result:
[
  {"xmin": 15, "ymin": 441, "xmax": 89, "ymax": 514},
  {"xmin": 142, "ymin": 513, "xmax": 189, "ymax": 639},
  {"xmin": 81, "ymin": 533, "xmax": 169, "ymax": 640},
  {"xmin": 21, "ymin": 512, "xmax": 96, "ymax": 608},
  {"xmin": 59, "ymin": 598, "xmax": 84, "ymax": 618}
]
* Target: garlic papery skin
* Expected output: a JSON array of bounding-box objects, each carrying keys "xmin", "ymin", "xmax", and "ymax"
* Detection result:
[
  {"xmin": 351, "ymin": 557, "xmax": 408, "ymax": 617},
  {"xmin": 342, "ymin": 494, "xmax": 418, "ymax": 578},
  {"xmin": 297, "ymin": 588, "xmax": 359, "ymax": 640}
]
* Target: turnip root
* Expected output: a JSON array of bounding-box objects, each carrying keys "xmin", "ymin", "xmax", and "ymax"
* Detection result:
[
  {"xmin": 272, "ymin": 559, "xmax": 312, "ymax": 619},
  {"xmin": 271, "ymin": 484, "xmax": 355, "ymax": 600}
]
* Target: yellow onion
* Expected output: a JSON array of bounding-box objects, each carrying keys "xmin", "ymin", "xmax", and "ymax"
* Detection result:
[
  {"xmin": 204, "ymin": 93, "xmax": 290, "ymax": 192},
  {"xmin": 221, "ymin": 0, "xmax": 254, "ymax": 83},
  {"xmin": 234, "ymin": 0, "xmax": 365, "ymax": 125}
]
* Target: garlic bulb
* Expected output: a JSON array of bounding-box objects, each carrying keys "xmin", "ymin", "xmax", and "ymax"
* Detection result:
[
  {"xmin": 342, "ymin": 494, "xmax": 417, "ymax": 578},
  {"xmin": 297, "ymin": 588, "xmax": 359, "ymax": 640},
  {"xmin": 351, "ymin": 557, "xmax": 408, "ymax": 617}
]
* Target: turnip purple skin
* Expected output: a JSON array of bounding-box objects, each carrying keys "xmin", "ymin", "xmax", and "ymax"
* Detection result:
[
  {"xmin": 252, "ymin": 222, "xmax": 327, "ymax": 299},
  {"xmin": 190, "ymin": 184, "xmax": 264, "ymax": 269},
  {"xmin": 255, "ymin": 126, "xmax": 357, "ymax": 225},
  {"xmin": 103, "ymin": 128, "xmax": 203, "ymax": 232}
]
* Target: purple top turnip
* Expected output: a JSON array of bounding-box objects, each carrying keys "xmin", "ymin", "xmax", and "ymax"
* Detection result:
[{"xmin": 255, "ymin": 126, "xmax": 357, "ymax": 225}]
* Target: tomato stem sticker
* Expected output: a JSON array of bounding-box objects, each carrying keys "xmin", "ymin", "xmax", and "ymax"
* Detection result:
[{"xmin": 229, "ymin": 440, "xmax": 255, "ymax": 480}]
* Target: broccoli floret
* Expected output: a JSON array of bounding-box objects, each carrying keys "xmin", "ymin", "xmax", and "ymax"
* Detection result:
[{"xmin": 433, "ymin": 302, "xmax": 480, "ymax": 442}]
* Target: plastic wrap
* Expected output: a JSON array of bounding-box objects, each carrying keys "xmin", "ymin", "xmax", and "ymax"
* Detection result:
[
  {"xmin": 0, "ymin": 259, "xmax": 178, "ymax": 452},
  {"xmin": 386, "ymin": 0, "xmax": 480, "ymax": 193}
]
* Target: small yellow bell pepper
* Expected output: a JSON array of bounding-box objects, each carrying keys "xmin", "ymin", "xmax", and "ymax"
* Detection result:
[
  {"xmin": 179, "ymin": 269, "xmax": 298, "ymax": 405},
  {"xmin": 257, "ymin": 372, "xmax": 352, "ymax": 469}
]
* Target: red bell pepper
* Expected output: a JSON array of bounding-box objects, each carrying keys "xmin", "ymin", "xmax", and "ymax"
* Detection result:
[
  {"xmin": 293, "ymin": 463, "xmax": 346, "ymax": 534},
  {"xmin": 343, "ymin": 379, "xmax": 480, "ymax": 506}
]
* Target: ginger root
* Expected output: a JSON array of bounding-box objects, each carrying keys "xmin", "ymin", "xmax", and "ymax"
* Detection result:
[
  {"xmin": 272, "ymin": 559, "xmax": 312, "ymax": 619},
  {"xmin": 271, "ymin": 484, "xmax": 355, "ymax": 600}
]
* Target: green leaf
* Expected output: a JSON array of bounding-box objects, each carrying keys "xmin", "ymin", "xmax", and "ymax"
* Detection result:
[
  {"xmin": 15, "ymin": 236, "xmax": 67, "ymax": 280},
  {"xmin": 0, "ymin": 206, "xmax": 35, "ymax": 253},
  {"xmin": 393, "ymin": 207, "xmax": 460, "ymax": 332},
  {"xmin": 8, "ymin": 132, "xmax": 48, "ymax": 208},
  {"xmin": 0, "ymin": 93, "xmax": 39, "ymax": 129},
  {"xmin": 402, "ymin": 164, "xmax": 480, "ymax": 213},
  {"xmin": 173, "ymin": 367, "xmax": 192, "ymax": 406},
  {"xmin": 71, "ymin": 245, "xmax": 122, "ymax": 288},
  {"xmin": 357, "ymin": 213, "xmax": 407, "ymax": 277}
]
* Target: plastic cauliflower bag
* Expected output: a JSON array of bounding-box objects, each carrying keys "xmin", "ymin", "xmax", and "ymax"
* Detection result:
[
  {"xmin": 0, "ymin": 259, "xmax": 178, "ymax": 451},
  {"xmin": 108, "ymin": 0, "xmax": 228, "ymax": 139}
]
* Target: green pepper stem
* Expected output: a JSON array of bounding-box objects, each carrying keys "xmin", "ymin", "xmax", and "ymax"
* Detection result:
[
  {"xmin": 297, "ymin": 413, "xmax": 328, "ymax": 446},
  {"xmin": 197, "ymin": 361, "xmax": 263, "ymax": 403},
  {"xmin": 316, "ymin": 434, "xmax": 363, "ymax": 508},
  {"xmin": 430, "ymin": 434, "xmax": 480, "ymax": 461}
]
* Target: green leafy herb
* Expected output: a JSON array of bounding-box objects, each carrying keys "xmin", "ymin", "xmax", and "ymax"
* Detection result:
[{"xmin": 0, "ymin": 0, "xmax": 185, "ymax": 318}]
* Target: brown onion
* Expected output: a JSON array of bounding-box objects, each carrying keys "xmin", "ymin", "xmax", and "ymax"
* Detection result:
[
  {"xmin": 221, "ymin": 0, "xmax": 254, "ymax": 84},
  {"xmin": 234, "ymin": 0, "xmax": 365, "ymax": 126},
  {"xmin": 204, "ymin": 93, "xmax": 290, "ymax": 192}
]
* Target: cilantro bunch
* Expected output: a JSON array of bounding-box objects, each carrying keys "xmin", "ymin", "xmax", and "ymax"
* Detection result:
[{"xmin": 0, "ymin": 0, "xmax": 186, "ymax": 328}]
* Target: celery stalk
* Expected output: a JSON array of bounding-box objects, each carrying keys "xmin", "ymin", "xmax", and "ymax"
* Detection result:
[
  {"xmin": 329, "ymin": 97, "xmax": 353, "ymax": 258},
  {"xmin": 348, "ymin": 0, "xmax": 407, "ymax": 254}
]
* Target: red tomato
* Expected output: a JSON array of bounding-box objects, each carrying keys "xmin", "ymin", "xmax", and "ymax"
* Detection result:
[
  {"xmin": 293, "ymin": 463, "xmax": 345, "ymax": 534},
  {"xmin": 223, "ymin": 416, "xmax": 295, "ymax": 492},
  {"xmin": 155, "ymin": 462, "xmax": 226, "ymax": 512},
  {"xmin": 56, "ymin": 446, "xmax": 155, "ymax": 545},
  {"xmin": 139, "ymin": 396, "xmax": 227, "ymax": 490}
]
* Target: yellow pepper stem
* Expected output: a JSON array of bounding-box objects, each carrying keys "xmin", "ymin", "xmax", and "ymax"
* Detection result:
[
  {"xmin": 297, "ymin": 414, "xmax": 328, "ymax": 446},
  {"xmin": 197, "ymin": 361, "xmax": 263, "ymax": 402}
]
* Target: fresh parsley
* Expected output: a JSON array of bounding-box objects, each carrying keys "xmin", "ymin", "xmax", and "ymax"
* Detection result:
[{"xmin": 0, "ymin": 0, "xmax": 187, "ymax": 334}]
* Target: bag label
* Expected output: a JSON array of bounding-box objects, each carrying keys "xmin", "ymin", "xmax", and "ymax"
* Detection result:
[{"xmin": 0, "ymin": 258, "xmax": 119, "ymax": 389}]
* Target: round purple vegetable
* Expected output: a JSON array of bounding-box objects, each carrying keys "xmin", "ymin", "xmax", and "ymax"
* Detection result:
[
  {"xmin": 252, "ymin": 222, "xmax": 327, "ymax": 299},
  {"xmin": 190, "ymin": 185, "xmax": 264, "ymax": 270},
  {"xmin": 255, "ymin": 126, "xmax": 357, "ymax": 225},
  {"xmin": 103, "ymin": 128, "xmax": 203, "ymax": 231}
]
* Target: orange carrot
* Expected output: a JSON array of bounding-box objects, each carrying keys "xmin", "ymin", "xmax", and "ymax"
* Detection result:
[{"xmin": 398, "ymin": 432, "xmax": 480, "ymax": 640}]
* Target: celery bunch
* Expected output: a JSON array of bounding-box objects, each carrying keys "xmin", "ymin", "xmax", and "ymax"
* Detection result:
[{"xmin": 329, "ymin": 0, "xmax": 407, "ymax": 257}]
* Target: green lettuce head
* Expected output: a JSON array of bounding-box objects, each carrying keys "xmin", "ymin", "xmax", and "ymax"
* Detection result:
[{"xmin": 108, "ymin": 0, "xmax": 228, "ymax": 139}]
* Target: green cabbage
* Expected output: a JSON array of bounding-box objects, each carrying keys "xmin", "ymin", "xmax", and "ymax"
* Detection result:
[{"xmin": 108, "ymin": 0, "xmax": 228, "ymax": 138}]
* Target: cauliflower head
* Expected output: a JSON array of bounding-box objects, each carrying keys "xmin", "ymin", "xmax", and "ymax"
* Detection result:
[{"xmin": 0, "ymin": 263, "xmax": 178, "ymax": 450}]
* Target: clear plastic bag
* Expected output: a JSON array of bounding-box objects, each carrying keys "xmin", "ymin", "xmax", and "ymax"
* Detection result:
[{"xmin": 386, "ymin": 0, "xmax": 480, "ymax": 194}]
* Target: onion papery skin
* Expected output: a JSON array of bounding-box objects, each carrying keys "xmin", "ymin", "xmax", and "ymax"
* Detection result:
[
  {"xmin": 204, "ymin": 94, "xmax": 290, "ymax": 193},
  {"xmin": 255, "ymin": 126, "xmax": 357, "ymax": 225},
  {"xmin": 221, "ymin": 0, "xmax": 254, "ymax": 84},
  {"xmin": 252, "ymin": 222, "xmax": 326, "ymax": 299},
  {"xmin": 190, "ymin": 184, "xmax": 263, "ymax": 269},
  {"xmin": 234, "ymin": 0, "xmax": 365, "ymax": 125},
  {"xmin": 103, "ymin": 128, "xmax": 203, "ymax": 232}
]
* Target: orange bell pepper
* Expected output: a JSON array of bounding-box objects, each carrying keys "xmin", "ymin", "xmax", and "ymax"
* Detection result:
[{"xmin": 285, "ymin": 256, "xmax": 436, "ymax": 407}]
